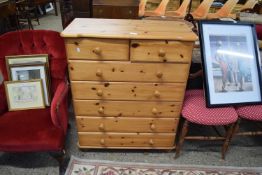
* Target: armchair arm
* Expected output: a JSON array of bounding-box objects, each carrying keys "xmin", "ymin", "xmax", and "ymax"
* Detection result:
[{"xmin": 51, "ymin": 80, "xmax": 69, "ymax": 135}]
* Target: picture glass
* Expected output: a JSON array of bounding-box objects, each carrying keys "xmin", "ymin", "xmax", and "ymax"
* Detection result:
[
  {"xmin": 10, "ymin": 65, "xmax": 50, "ymax": 106},
  {"xmin": 5, "ymin": 80, "xmax": 45, "ymax": 111},
  {"xmin": 200, "ymin": 21, "xmax": 262, "ymax": 106}
]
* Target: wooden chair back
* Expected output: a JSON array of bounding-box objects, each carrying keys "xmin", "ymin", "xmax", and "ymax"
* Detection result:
[
  {"xmin": 191, "ymin": 0, "xmax": 214, "ymax": 19},
  {"xmin": 240, "ymin": 0, "xmax": 258, "ymax": 11},
  {"xmin": 216, "ymin": 0, "xmax": 239, "ymax": 17},
  {"xmin": 175, "ymin": 0, "xmax": 191, "ymax": 16},
  {"xmin": 154, "ymin": 0, "xmax": 170, "ymax": 16},
  {"xmin": 139, "ymin": 0, "xmax": 148, "ymax": 17}
]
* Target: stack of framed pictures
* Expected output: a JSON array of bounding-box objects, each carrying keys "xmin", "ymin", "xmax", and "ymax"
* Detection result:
[{"xmin": 4, "ymin": 54, "xmax": 51, "ymax": 111}]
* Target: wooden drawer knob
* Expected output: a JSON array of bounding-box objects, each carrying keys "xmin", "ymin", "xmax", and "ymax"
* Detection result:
[
  {"xmin": 98, "ymin": 107, "xmax": 104, "ymax": 114},
  {"xmin": 154, "ymin": 90, "xmax": 160, "ymax": 98},
  {"xmin": 99, "ymin": 123, "xmax": 104, "ymax": 130},
  {"xmin": 96, "ymin": 69, "xmax": 103, "ymax": 77},
  {"xmin": 100, "ymin": 138, "xmax": 105, "ymax": 145},
  {"xmin": 156, "ymin": 71, "xmax": 163, "ymax": 78},
  {"xmin": 152, "ymin": 108, "xmax": 158, "ymax": 115},
  {"xmin": 150, "ymin": 124, "xmax": 156, "ymax": 130},
  {"xmin": 149, "ymin": 139, "xmax": 154, "ymax": 145},
  {"xmin": 97, "ymin": 89, "xmax": 103, "ymax": 96},
  {"xmin": 158, "ymin": 49, "xmax": 166, "ymax": 57},
  {"xmin": 93, "ymin": 47, "xmax": 102, "ymax": 55}
]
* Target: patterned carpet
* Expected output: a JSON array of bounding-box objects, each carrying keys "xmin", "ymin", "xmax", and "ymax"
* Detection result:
[{"xmin": 65, "ymin": 156, "xmax": 262, "ymax": 175}]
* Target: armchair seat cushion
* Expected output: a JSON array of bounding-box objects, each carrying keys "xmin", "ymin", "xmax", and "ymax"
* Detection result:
[
  {"xmin": 182, "ymin": 90, "xmax": 238, "ymax": 125},
  {"xmin": 236, "ymin": 105, "xmax": 262, "ymax": 121},
  {"xmin": 0, "ymin": 108, "xmax": 64, "ymax": 152}
]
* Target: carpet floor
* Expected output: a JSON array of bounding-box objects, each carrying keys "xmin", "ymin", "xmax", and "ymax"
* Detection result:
[{"xmin": 65, "ymin": 156, "xmax": 262, "ymax": 175}]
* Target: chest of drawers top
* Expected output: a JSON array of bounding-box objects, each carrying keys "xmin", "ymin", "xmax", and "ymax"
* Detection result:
[{"xmin": 61, "ymin": 18, "xmax": 197, "ymax": 41}]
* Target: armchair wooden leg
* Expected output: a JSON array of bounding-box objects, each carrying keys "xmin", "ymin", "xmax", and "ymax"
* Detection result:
[
  {"xmin": 50, "ymin": 149, "xmax": 66, "ymax": 165},
  {"xmin": 175, "ymin": 119, "xmax": 189, "ymax": 159},
  {"xmin": 221, "ymin": 123, "xmax": 235, "ymax": 160}
]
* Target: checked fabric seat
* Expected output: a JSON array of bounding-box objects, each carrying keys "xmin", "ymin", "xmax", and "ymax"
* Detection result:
[
  {"xmin": 176, "ymin": 89, "xmax": 238, "ymax": 159},
  {"xmin": 234, "ymin": 105, "xmax": 262, "ymax": 136}
]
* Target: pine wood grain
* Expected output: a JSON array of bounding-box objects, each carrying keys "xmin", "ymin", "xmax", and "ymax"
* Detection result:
[
  {"xmin": 61, "ymin": 18, "xmax": 198, "ymax": 41},
  {"xmin": 78, "ymin": 132, "xmax": 176, "ymax": 148},
  {"xmin": 76, "ymin": 116, "xmax": 179, "ymax": 132},
  {"xmin": 71, "ymin": 81, "xmax": 186, "ymax": 101},
  {"xmin": 73, "ymin": 100, "xmax": 182, "ymax": 118},
  {"xmin": 69, "ymin": 61, "xmax": 190, "ymax": 83}
]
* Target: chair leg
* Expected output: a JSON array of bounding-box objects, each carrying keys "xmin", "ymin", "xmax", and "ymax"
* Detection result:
[
  {"xmin": 53, "ymin": 1, "xmax": 58, "ymax": 16},
  {"xmin": 221, "ymin": 123, "xmax": 236, "ymax": 160},
  {"xmin": 175, "ymin": 119, "xmax": 189, "ymax": 159},
  {"xmin": 50, "ymin": 149, "xmax": 68, "ymax": 174}
]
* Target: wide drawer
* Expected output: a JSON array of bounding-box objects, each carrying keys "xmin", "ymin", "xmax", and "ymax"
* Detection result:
[
  {"xmin": 69, "ymin": 61, "xmax": 189, "ymax": 83},
  {"xmin": 130, "ymin": 40, "xmax": 193, "ymax": 63},
  {"xmin": 76, "ymin": 117, "xmax": 179, "ymax": 132},
  {"xmin": 78, "ymin": 132, "xmax": 175, "ymax": 148},
  {"xmin": 71, "ymin": 81, "xmax": 186, "ymax": 101},
  {"xmin": 65, "ymin": 38, "xmax": 129, "ymax": 61},
  {"xmin": 74, "ymin": 100, "xmax": 182, "ymax": 117}
]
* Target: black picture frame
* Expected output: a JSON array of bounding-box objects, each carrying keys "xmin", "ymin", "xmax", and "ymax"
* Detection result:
[{"xmin": 198, "ymin": 20, "xmax": 262, "ymax": 107}]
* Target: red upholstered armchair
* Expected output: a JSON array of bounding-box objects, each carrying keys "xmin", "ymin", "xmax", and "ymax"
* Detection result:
[{"xmin": 0, "ymin": 30, "xmax": 68, "ymax": 159}]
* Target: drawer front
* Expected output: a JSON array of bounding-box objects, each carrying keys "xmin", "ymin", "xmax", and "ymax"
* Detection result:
[
  {"xmin": 69, "ymin": 61, "xmax": 189, "ymax": 83},
  {"xmin": 130, "ymin": 40, "xmax": 194, "ymax": 63},
  {"xmin": 71, "ymin": 81, "xmax": 186, "ymax": 101},
  {"xmin": 65, "ymin": 38, "xmax": 129, "ymax": 60},
  {"xmin": 74, "ymin": 100, "xmax": 182, "ymax": 118},
  {"xmin": 76, "ymin": 117, "xmax": 179, "ymax": 132},
  {"xmin": 78, "ymin": 132, "xmax": 175, "ymax": 148}
]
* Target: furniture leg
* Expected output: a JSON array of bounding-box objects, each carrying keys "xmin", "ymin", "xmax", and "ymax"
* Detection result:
[
  {"xmin": 53, "ymin": 0, "xmax": 58, "ymax": 16},
  {"xmin": 221, "ymin": 123, "xmax": 235, "ymax": 160},
  {"xmin": 175, "ymin": 119, "xmax": 189, "ymax": 159}
]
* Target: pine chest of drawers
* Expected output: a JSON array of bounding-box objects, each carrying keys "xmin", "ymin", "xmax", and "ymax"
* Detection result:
[{"xmin": 61, "ymin": 18, "xmax": 197, "ymax": 149}]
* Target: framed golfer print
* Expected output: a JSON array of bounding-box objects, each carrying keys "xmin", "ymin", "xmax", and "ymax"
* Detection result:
[{"xmin": 198, "ymin": 20, "xmax": 262, "ymax": 107}]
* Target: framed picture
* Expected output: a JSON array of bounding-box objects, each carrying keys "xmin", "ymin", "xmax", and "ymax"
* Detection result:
[
  {"xmin": 4, "ymin": 80, "xmax": 45, "ymax": 111},
  {"xmin": 198, "ymin": 20, "xmax": 262, "ymax": 107},
  {"xmin": 9, "ymin": 64, "xmax": 50, "ymax": 106},
  {"xmin": 5, "ymin": 54, "xmax": 49, "ymax": 67}
]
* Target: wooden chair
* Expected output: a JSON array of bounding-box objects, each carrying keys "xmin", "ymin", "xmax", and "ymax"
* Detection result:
[
  {"xmin": 207, "ymin": 0, "xmax": 239, "ymax": 19},
  {"xmin": 229, "ymin": 0, "xmax": 258, "ymax": 19},
  {"xmin": 16, "ymin": 0, "xmax": 34, "ymax": 29},
  {"xmin": 139, "ymin": 0, "xmax": 148, "ymax": 17},
  {"xmin": 176, "ymin": 90, "xmax": 238, "ymax": 159},
  {"xmin": 165, "ymin": 0, "xmax": 191, "ymax": 18},
  {"xmin": 143, "ymin": 0, "xmax": 170, "ymax": 17},
  {"xmin": 234, "ymin": 105, "xmax": 262, "ymax": 137},
  {"xmin": 187, "ymin": 0, "xmax": 215, "ymax": 20}
]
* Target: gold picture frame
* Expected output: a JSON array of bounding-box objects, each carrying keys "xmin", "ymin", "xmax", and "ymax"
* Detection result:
[
  {"xmin": 4, "ymin": 80, "xmax": 45, "ymax": 111},
  {"xmin": 9, "ymin": 63, "xmax": 51, "ymax": 106},
  {"xmin": 5, "ymin": 54, "xmax": 50, "ymax": 81}
]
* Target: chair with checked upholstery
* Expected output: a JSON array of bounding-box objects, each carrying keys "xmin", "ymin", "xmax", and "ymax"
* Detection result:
[
  {"xmin": 176, "ymin": 89, "xmax": 238, "ymax": 159},
  {"xmin": 234, "ymin": 105, "xmax": 262, "ymax": 136}
]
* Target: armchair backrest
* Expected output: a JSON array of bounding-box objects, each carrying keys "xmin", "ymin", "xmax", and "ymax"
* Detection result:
[{"xmin": 0, "ymin": 30, "xmax": 67, "ymax": 113}]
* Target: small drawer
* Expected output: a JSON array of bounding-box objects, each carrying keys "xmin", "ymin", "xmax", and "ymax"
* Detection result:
[
  {"xmin": 76, "ymin": 117, "xmax": 179, "ymax": 132},
  {"xmin": 130, "ymin": 40, "xmax": 193, "ymax": 63},
  {"xmin": 74, "ymin": 100, "xmax": 182, "ymax": 118},
  {"xmin": 71, "ymin": 81, "xmax": 186, "ymax": 101},
  {"xmin": 78, "ymin": 132, "xmax": 176, "ymax": 148},
  {"xmin": 65, "ymin": 38, "xmax": 129, "ymax": 61},
  {"xmin": 69, "ymin": 61, "xmax": 190, "ymax": 83}
]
